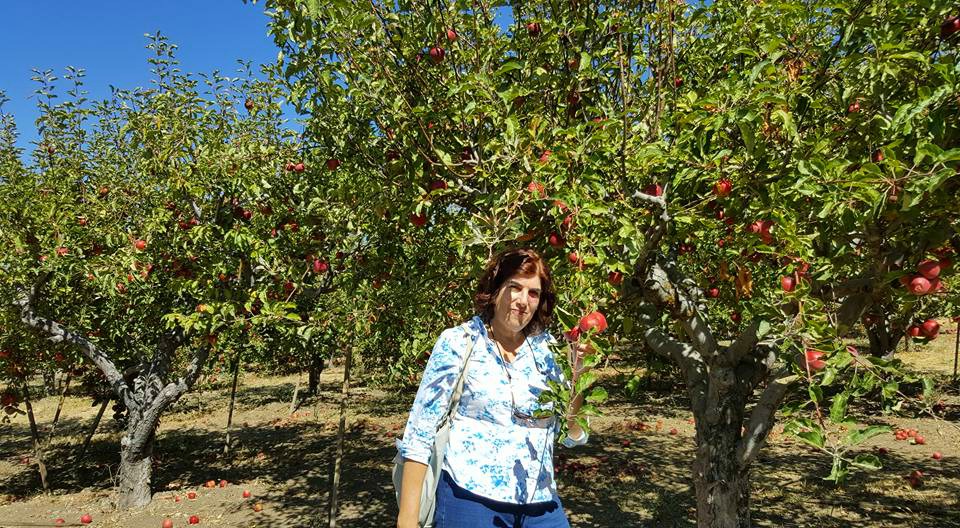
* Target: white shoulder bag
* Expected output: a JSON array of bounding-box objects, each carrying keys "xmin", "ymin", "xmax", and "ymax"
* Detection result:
[{"xmin": 392, "ymin": 330, "xmax": 479, "ymax": 527}]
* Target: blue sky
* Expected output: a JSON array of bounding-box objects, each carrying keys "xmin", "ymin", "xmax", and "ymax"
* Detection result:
[{"xmin": 0, "ymin": 1, "xmax": 282, "ymax": 155}]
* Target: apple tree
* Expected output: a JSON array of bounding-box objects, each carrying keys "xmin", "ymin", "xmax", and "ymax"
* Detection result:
[
  {"xmin": 0, "ymin": 34, "xmax": 317, "ymax": 507},
  {"xmin": 263, "ymin": 0, "xmax": 958, "ymax": 526}
]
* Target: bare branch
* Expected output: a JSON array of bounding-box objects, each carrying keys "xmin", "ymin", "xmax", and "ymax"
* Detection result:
[
  {"xmin": 128, "ymin": 340, "xmax": 210, "ymax": 456},
  {"xmin": 643, "ymin": 327, "xmax": 708, "ymax": 415},
  {"xmin": 644, "ymin": 263, "xmax": 718, "ymax": 360},
  {"xmin": 15, "ymin": 274, "xmax": 134, "ymax": 410},
  {"xmin": 737, "ymin": 372, "xmax": 799, "ymax": 468},
  {"xmin": 725, "ymin": 320, "xmax": 760, "ymax": 366}
]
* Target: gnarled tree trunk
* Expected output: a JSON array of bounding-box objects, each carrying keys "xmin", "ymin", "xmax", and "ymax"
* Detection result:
[
  {"xmin": 118, "ymin": 430, "xmax": 155, "ymax": 508},
  {"xmin": 16, "ymin": 275, "xmax": 209, "ymax": 509},
  {"xmin": 637, "ymin": 254, "xmax": 798, "ymax": 528}
]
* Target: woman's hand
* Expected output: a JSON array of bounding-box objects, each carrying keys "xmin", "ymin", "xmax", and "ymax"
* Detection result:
[{"xmin": 568, "ymin": 340, "xmax": 595, "ymax": 384}]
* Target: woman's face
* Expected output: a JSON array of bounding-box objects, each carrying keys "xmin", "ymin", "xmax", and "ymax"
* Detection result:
[{"xmin": 492, "ymin": 272, "xmax": 542, "ymax": 335}]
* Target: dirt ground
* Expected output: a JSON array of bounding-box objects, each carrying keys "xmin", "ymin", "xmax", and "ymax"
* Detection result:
[{"xmin": 1, "ymin": 331, "xmax": 958, "ymax": 528}]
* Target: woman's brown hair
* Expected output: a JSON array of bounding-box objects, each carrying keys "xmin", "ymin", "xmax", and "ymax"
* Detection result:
[{"xmin": 474, "ymin": 248, "xmax": 556, "ymax": 336}]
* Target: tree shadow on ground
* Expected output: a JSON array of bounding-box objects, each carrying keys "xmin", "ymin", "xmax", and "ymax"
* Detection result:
[{"xmin": 2, "ymin": 371, "xmax": 958, "ymax": 528}]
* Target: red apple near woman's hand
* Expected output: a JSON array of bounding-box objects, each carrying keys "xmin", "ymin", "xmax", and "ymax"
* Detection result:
[{"xmin": 578, "ymin": 311, "xmax": 608, "ymax": 334}]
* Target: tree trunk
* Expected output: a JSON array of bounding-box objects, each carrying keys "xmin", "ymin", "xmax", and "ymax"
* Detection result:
[
  {"xmin": 224, "ymin": 354, "xmax": 242, "ymax": 454},
  {"xmin": 867, "ymin": 324, "xmax": 903, "ymax": 360},
  {"xmin": 117, "ymin": 430, "xmax": 155, "ymax": 509},
  {"xmin": 289, "ymin": 372, "xmax": 302, "ymax": 414},
  {"xmin": 308, "ymin": 354, "xmax": 324, "ymax": 395},
  {"xmin": 693, "ymin": 396, "xmax": 751, "ymax": 528},
  {"xmin": 22, "ymin": 383, "xmax": 50, "ymax": 492}
]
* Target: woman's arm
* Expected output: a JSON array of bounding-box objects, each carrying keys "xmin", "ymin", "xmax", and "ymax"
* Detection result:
[
  {"xmin": 397, "ymin": 459, "xmax": 428, "ymax": 528},
  {"xmin": 564, "ymin": 340, "xmax": 593, "ymax": 445}
]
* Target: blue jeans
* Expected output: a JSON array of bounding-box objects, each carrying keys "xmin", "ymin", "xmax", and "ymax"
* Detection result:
[{"xmin": 434, "ymin": 470, "xmax": 571, "ymax": 528}]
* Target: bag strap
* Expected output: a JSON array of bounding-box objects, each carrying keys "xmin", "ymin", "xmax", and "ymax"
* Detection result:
[{"xmin": 440, "ymin": 329, "xmax": 480, "ymax": 427}]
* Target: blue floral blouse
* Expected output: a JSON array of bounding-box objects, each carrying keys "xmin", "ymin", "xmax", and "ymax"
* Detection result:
[{"xmin": 398, "ymin": 316, "xmax": 588, "ymax": 505}]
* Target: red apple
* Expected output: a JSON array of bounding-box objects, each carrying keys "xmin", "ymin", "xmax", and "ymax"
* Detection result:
[
  {"xmin": 707, "ymin": 287, "xmax": 720, "ymax": 298},
  {"xmin": 669, "ymin": 428, "xmax": 678, "ymax": 435},
  {"xmin": 909, "ymin": 276, "xmax": 931, "ymax": 295},
  {"xmin": 908, "ymin": 469, "xmax": 923, "ymax": 488},
  {"xmin": 77, "ymin": 216, "xmax": 88, "ymax": 226},
  {"xmin": 921, "ymin": 319, "xmax": 940, "ymax": 338},
  {"xmin": 294, "ymin": 162, "xmax": 305, "ymax": 172},
  {"xmin": 563, "ymin": 326, "xmax": 582, "ymax": 342},
  {"xmin": 872, "ymin": 149, "xmax": 884, "ymax": 163},
  {"xmin": 189, "ymin": 515, "xmax": 200, "ymax": 524},
  {"xmin": 578, "ymin": 311, "xmax": 608, "ymax": 334},
  {"xmin": 713, "ymin": 178, "xmax": 732, "ymax": 197},
  {"xmin": 847, "ymin": 100, "xmax": 860, "ymax": 114},
  {"xmin": 932, "ymin": 451, "xmax": 943, "ymax": 460},
  {"xmin": 445, "ymin": 28, "xmax": 458, "ymax": 41},
  {"xmin": 527, "ymin": 181, "xmax": 546, "ymax": 197},
  {"xmin": 914, "ymin": 434, "xmax": 925, "ymax": 445},
  {"xmin": 526, "ymin": 22, "xmax": 541, "ymax": 36},
  {"xmin": 805, "ymin": 349, "xmax": 826, "ymax": 371},
  {"xmin": 538, "ymin": 149, "xmax": 552, "ymax": 163},
  {"xmin": 409, "ymin": 213, "xmax": 427, "ymax": 227},
  {"xmin": 917, "ymin": 259, "xmax": 941, "ymax": 279},
  {"xmin": 242, "ymin": 490, "xmax": 252, "ymax": 498},
  {"xmin": 285, "ymin": 162, "xmax": 296, "ymax": 172},
  {"xmin": 929, "ymin": 277, "xmax": 943, "ymax": 292},
  {"xmin": 940, "ymin": 16, "xmax": 960, "ymax": 39},
  {"xmin": 219, "ymin": 479, "xmax": 229, "ymax": 488},
  {"xmin": 326, "ymin": 158, "xmax": 341, "ymax": 171},
  {"xmin": 730, "ymin": 311, "xmax": 741, "ymax": 323},
  {"xmin": 643, "ymin": 183, "xmax": 663, "ymax": 197},
  {"xmin": 56, "ymin": 246, "xmax": 69, "ymax": 256},
  {"xmin": 134, "ymin": 239, "xmax": 147, "ymax": 251},
  {"xmin": 568, "ymin": 252, "xmax": 579, "ymax": 265},
  {"xmin": 428, "ymin": 46, "xmax": 445, "ymax": 64},
  {"xmin": 313, "ymin": 259, "xmax": 329, "ymax": 273},
  {"xmin": 80, "ymin": 514, "xmax": 93, "ymax": 524},
  {"xmin": 548, "ymin": 232, "xmax": 564, "ymax": 248},
  {"xmin": 673, "ymin": 76, "xmax": 683, "ymax": 88},
  {"xmin": 781, "ymin": 275, "xmax": 796, "ymax": 292},
  {"xmin": 608, "ymin": 271, "xmax": 623, "ymax": 286}
]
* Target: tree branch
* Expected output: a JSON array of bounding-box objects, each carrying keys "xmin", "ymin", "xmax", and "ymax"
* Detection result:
[
  {"xmin": 736, "ymin": 372, "xmax": 798, "ymax": 468},
  {"xmin": 725, "ymin": 320, "xmax": 760, "ymax": 366},
  {"xmin": 14, "ymin": 274, "xmax": 135, "ymax": 411},
  {"xmin": 128, "ymin": 339, "xmax": 210, "ymax": 456},
  {"xmin": 644, "ymin": 262, "xmax": 718, "ymax": 360}
]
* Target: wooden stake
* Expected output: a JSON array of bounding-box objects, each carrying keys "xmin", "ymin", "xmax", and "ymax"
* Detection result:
[
  {"xmin": 224, "ymin": 353, "xmax": 242, "ymax": 454},
  {"xmin": 328, "ymin": 347, "xmax": 352, "ymax": 528}
]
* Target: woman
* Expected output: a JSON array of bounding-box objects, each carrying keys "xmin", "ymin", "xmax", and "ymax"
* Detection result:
[{"xmin": 396, "ymin": 248, "xmax": 592, "ymax": 528}]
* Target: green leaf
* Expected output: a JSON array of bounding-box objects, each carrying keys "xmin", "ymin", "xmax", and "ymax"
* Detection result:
[
  {"xmin": 796, "ymin": 429, "xmax": 825, "ymax": 449},
  {"xmin": 585, "ymin": 386, "xmax": 608, "ymax": 404},
  {"xmin": 574, "ymin": 371, "xmax": 597, "ymax": 394},
  {"xmin": 851, "ymin": 453, "xmax": 882, "ymax": 471},
  {"xmin": 829, "ymin": 392, "xmax": 849, "ymax": 423},
  {"xmin": 843, "ymin": 425, "xmax": 890, "ymax": 447}
]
